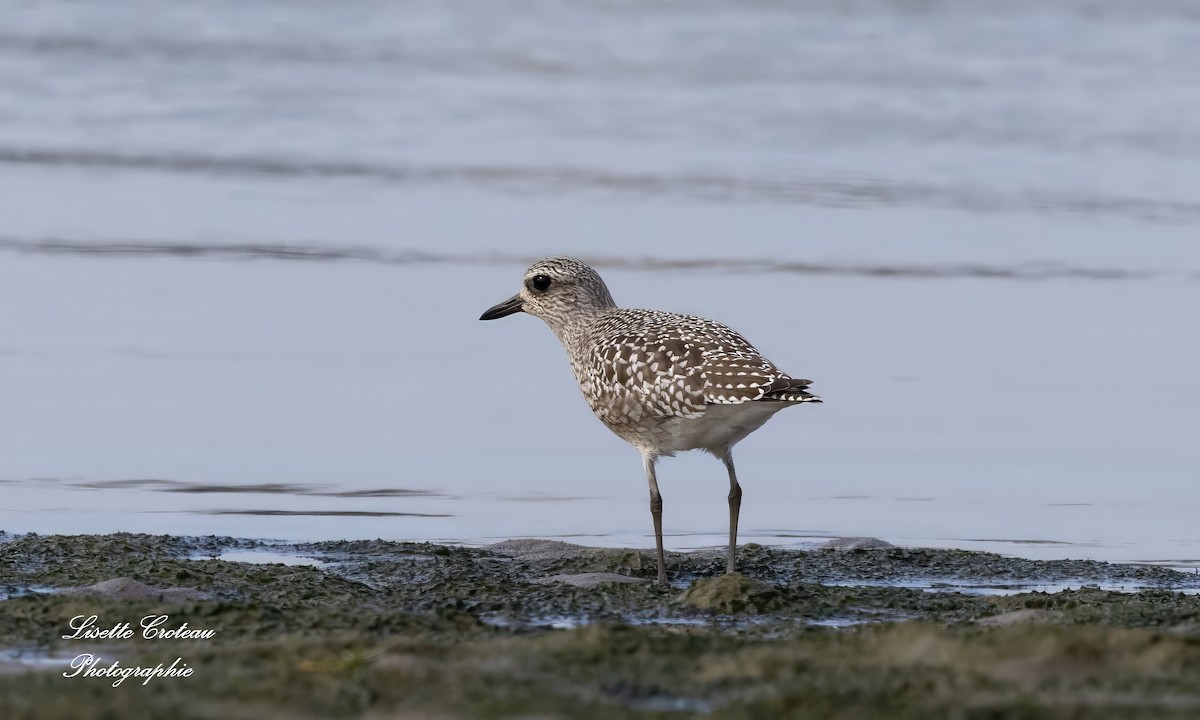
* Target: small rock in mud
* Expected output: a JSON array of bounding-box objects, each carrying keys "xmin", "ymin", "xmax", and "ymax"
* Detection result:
[
  {"xmin": 67, "ymin": 577, "xmax": 208, "ymax": 602},
  {"xmin": 977, "ymin": 609, "xmax": 1062, "ymax": 626},
  {"xmin": 532, "ymin": 573, "xmax": 650, "ymax": 588},
  {"xmin": 489, "ymin": 539, "xmax": 589, "ymax": 561},
  {"xmin": 820, "ymin": 537, "xmax": 896, "ymax": 551},
  {"xmin": 490, "ymin": 538, "xmax": 655, "ymax": 576},
  {"xmin": 678, "ymin": 573, "xmax": 782, "ymax": 614}
]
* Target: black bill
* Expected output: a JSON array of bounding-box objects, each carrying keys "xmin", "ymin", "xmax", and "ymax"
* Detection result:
[{"xmin": 479, "ymin": 294, "xmax": 524, "ymax": 320}]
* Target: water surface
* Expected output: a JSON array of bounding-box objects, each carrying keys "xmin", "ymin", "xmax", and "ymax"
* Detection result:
[{"xmin": 1, "ymin": 0, "xmax": 1197, "ymax": 567}]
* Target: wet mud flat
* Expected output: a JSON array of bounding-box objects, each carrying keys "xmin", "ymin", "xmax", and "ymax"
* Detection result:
[{"xmin": 1, "ymin": 533, "xmax": 1199, "ymax": 719}]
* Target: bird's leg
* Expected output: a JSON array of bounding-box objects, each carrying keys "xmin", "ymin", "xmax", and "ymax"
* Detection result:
[
  {"xmin": 721, "ymin": 452, "xmax": 742, "ymax": 575},
  {"xmin": 643, "ymin": 454, "xmax": 668, "ymax": 586}
]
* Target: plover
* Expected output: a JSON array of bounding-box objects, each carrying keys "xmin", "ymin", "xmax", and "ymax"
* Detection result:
[{"xmin": 480, "ymin": 257, "xmax": 820, "ymax": 586}]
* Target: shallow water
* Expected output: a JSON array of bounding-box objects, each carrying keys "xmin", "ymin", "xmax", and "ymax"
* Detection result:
[
  {"xmin": 1, "ymin": 1, "xmax": 1198, "ymax": 567},
  {"xmin": 0, "ymin": 647, "xmax": 80, "ymax": 669},
  {"xmin": 211, "ymin": 549, "xmax": 328, "ymax": 568},
  {"xmin": 0, "ymin": 585, "xmax": 56, "ymax": 602}
]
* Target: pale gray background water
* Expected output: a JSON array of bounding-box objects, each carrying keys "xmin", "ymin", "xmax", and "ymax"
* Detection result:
[{"xmin": 2, "ymin": 0, "xmax": 1198, "ymax": 567}]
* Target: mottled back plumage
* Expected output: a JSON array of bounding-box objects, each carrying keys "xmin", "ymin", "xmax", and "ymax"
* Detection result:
[{"xmin": 574, "ymin": 308, "xmax": 817, "ymax": 425}]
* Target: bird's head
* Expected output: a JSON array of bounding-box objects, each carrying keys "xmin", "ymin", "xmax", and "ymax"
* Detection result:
[{"xmin": 479, "ymin": 256, "xmax": 616, "ymax": 332}]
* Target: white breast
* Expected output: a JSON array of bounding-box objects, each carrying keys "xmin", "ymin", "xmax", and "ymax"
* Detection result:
[{"xmin": 642, "ymin": 402, "xmax": 787, "ymax": 455}]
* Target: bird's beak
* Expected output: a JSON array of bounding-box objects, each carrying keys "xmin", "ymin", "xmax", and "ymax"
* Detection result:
[{"xmin": 479, "ymin": 294, "xmax": 524, "ymax": 321}]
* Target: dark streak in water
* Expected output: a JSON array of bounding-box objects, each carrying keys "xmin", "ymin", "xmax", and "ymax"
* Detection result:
[
  {"xmin": 311, "ymin": 489, "xmax": 445, "ymax": 498},
  {"xmin": 55, "ymin": 477, "xmax": 450, "ymax": 499},
  {"xmin": 1, "ymin": 146, "xmax": 1199, "ymax": 223},
  {"xmin": 165, "ymin": 483, "xmax": 316, "ymax": 495},
  {"xmin": 0, "ymin": 236, "xmax": 1173, "ymax": 283},
  {"xmin": 961, "ymin": 538, "xmax": 1075, "ymax": 546},
  {"xmin": 495, "ymin": 495, "xmax": 598, "ymax": 503},
  {"xmin": 197, "ymin": 510, "xmax": 452, "ymax": 518},
  {"xmin": 72, "ymin": 478, "xmax": 186, "ymax": 490},
  {"xmin": 0, "ymin": 32, "xmax": 409, "ymax": 66}
]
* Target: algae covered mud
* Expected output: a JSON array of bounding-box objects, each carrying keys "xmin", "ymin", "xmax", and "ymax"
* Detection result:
[{"xmin": 2, "ymin": 533, "xmax": 1199, "ymax": 718}]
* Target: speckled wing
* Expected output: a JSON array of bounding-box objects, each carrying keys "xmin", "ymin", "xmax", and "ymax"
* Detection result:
[
  {"xmin": 700, "ymin": 348, "xmax": 795, "ymax": 404},
  {"xmin": 590, "ymin": 333, "xmax": 708, "ymax": 420},
  {"xmin": 586, "ymin": 311, "xmax": 817, "ymax": 420},
  {"xmin": 687, "ymin": 320, "xmax": 812, "ymax": 404}
]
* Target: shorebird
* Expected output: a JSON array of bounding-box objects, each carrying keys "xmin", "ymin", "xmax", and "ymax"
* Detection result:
[{"xmin": 480, "ymin": 257, "xmax": 820, "ymax": 586}]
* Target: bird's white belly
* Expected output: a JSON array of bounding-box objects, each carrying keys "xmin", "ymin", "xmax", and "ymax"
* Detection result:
[{"xmin": 640, "ymin": 402, "xmax": 785, "ymax": 455}]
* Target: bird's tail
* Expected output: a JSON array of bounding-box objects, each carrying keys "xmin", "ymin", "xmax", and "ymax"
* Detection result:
[{"xmin": 762, "ymin": 378, "xmax": 822, "ymax": 404}]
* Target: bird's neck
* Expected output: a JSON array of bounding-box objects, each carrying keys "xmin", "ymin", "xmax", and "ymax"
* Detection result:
[
  {"xmin": 551, "ymin": 313, "xmax": 596, "ymax": 348},
  {"xmin": 549, "ymin": 306, "xmax": 609, "ymax": 350}
]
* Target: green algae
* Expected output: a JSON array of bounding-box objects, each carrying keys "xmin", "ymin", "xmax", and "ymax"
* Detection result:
[
  {"xmin": 677, "ymin": 573, "xmax": 783, "ymax": 614},
  {"xmin": 1, "ymin": 532, "xmax": 1199, "ymax": 719}
]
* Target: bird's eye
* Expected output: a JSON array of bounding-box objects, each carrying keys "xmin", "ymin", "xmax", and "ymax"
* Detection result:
[{"xmin": 531, "ymin": 274, "xmax": 552, "ymax": 292}]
